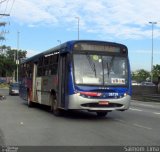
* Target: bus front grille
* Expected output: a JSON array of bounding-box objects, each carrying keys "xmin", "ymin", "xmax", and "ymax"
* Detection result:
[{"xmin": 81, "ymin": 103, "xmax": 123, "ymax": 108}]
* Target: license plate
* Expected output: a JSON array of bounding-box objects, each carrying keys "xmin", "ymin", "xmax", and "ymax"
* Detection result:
[{"xmin": 99, "ymin": 101, "xmax": 109, "ymax": 105}]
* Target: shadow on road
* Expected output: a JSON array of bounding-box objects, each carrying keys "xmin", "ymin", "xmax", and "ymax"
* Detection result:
[
  {"xmin": 0, "ymin": 128, "xmax": 5, "ymax": 146},
  {"xmin": 22, "ymin": 102, "xmax": 114, "ymax": 120}
]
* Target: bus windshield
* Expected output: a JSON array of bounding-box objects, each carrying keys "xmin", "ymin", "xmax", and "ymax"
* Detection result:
[{"xmin": 73, "ymin": 53, "xmax": 128, "ymax": 86}]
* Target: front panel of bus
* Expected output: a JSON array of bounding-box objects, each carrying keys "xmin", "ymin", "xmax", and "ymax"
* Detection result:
[{"xmin": 68, "ymin": 42, "xmax": 131, "ymax": 112}]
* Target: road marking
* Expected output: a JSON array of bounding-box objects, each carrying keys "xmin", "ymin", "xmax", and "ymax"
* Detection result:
[
  {"xmin": 129, "ymin": 108, "xmax": 143, "ymax": 112},
  {"xmin": 114, "ymin": 119, "xmax": 126, "ymax": 123},
  {"xmin": 138, "ymin": 103, "xmax": 154, "ymax": 108},
  {"xmin": 153, "ymin": 112, "xmax": 160, "ymax": 115},
  {"xmin": 115, "ymin": 119, "xmax": 153, "ymax": 130},
  {"xmin": 20, "ymin": 122, "xmax": 24, "ymax": 125},
  {"xmin": 131, "ymin": 102, "xmax": 156, "ymax": 108},
  {"xmin": 132, "ymin": 100, "xmax": 160, "ymax": 106},
  {"xmin": 133, "ymin": 123, "xmax": 152, "ymax": 130}
]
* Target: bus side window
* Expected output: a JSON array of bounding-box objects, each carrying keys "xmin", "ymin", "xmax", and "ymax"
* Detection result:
[
  {"xmin": 37, "ymin": 57, "xmax": 44, "ymax": 76},
  {"xmin": 25, "ymin": 62, "xmax": 33, "ymax": 78},
  {"xmin": 51, "ymin": 54, "xmax": 59, "ymax": 75},
  {"xmin": 37, "ymin": 53, "xmax": 59, "ymax": 76},
  {"xmin": 43, "ymin": 56, "xmax": 49, "ymax": 76},
  {"xmin": 37, "ymin": 67, "xmax": 43, "ymax": 76}
]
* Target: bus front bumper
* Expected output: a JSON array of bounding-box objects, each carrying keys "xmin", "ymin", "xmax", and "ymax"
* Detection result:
[{"xmin": 68, "ymin": 94, "xmax": 131, "ymax": 111}]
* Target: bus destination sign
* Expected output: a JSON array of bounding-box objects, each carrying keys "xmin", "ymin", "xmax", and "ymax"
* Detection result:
[{"xmin": 74, "ymin": 43, "xmax": 122, "ymax": 53}]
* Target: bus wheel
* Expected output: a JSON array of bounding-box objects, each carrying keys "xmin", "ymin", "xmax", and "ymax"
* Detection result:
[
  {"xmin": 52, "ymin": 97, "xmax": 62, "ymax": 116},
  {"xmin": 27, "ymin": 94, "xmax": 33, "ymax": 107},
  {"xmin": 96, "ymin": 111, "xmax": 108, "ymax": 117}
]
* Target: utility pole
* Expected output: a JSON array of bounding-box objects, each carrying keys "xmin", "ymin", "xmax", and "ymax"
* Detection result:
[
  {"xmin": 0, "ymin": 22, "xmax": 7, "ymax": 42},
  {"xmin": 57, "ymin": 40, "xmax": 61, "ymax": 45},
  {"xmin": 0, "ymin": 13, "xmax": 10, "ymax": 42},
  {"xmin": 0, "ymin": 22, "xmax": 7, "ymax": 26},
  {"xmin": 16, "ymin": 31, "xmax": 20, "ymax": 82},
  {"xmin": 13, "ymin": 49, "xmax": 16, "ymax": 82},
  {"xmin": 149, "ymin": 22, "xmax": 157, "ymax": 83},
  {"xmin": 0, "ymin": 13, "xmax": 10, "ymax": 16},
  {"xmin": 75, "ymin": 17, "xmax": 79, "ymax": 40}
]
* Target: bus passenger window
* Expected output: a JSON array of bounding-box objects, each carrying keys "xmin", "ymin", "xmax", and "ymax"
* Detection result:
[{"xmin": 48, "ymin": 70, "xmax": 51, "ymax": 75}]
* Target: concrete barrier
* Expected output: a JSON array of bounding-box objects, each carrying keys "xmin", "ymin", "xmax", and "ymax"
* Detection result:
[
  {"xmin": 158, "ymin": 77, "xmax": 160, "ymax": 93},
  {"xmin": 132, "ymin": 85, "xmax": 160, "ymax": 102},
  {"xmin": 132, "ymin": 86, "xmax": 158, "ymax": 95}
]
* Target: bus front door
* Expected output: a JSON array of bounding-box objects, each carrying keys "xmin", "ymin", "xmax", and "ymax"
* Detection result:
[{"xmin": 58, "ymin": 53, "xmax": 69, "ymax": 109}]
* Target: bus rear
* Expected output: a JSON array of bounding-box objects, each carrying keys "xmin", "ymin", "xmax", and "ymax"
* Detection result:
[{"xmin": 68, "ymin": 41, "xmax": 131, "ymax": 117}]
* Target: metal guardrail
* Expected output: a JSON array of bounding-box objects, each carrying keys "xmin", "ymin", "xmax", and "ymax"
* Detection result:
[
  {"xmin": 132, "ymin": 85, "xmax": 160, "ymax": 102},
  {"xmin": 142, "ymin": 94, "xmax": 160, "ymax": 102},
  {"xmin": 132, "ymin": 94, "xmax": 160, "ymax": 102}
]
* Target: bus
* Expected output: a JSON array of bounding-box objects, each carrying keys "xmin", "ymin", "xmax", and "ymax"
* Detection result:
[{"xmin": 19, "ymin": 40, "xmax": 131, "ymax": 117}]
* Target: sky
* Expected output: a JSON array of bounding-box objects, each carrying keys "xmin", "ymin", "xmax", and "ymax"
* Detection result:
[{"xmin": 0, "ymin": 0, "xmax": 160, "ymax": 71}]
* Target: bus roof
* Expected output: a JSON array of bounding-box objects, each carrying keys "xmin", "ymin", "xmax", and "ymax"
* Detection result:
[{"xmin": 22, "ymin": 40, "xmax": 128, "ymax": 63}]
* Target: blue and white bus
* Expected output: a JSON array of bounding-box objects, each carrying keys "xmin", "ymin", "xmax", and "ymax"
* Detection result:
[{"xmin": 19, "ymin": 40, "xmax": 131, "ymax": 117}]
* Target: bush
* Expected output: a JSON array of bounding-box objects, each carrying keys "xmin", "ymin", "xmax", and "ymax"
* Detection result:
[{"xmin": 0, "ymin": 83, "xmax": 9, "ymax": 88}]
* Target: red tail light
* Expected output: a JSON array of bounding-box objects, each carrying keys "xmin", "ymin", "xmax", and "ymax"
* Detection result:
[{"xmin": 80, "ymin": 92, "xmax": 102, "ymax": 97}]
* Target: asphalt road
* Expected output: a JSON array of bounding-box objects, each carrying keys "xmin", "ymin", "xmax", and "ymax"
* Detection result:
[{"xmin": 0, "ymin": 89, "xmax": 160, "ymax": 146}]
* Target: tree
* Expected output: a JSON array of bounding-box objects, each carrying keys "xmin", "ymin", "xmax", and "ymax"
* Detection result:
[
  {"xmin": 0, "ymin": 45, "xmax": 27, "ymax": 60},
  {"xmin": 152, "ymin": 64, "xmax": 160, "ymax": 83},
  {"xmin": 0, "ymin": 54, "xmax": 5, "ymax": 77},
  {"xmin": 0, "ymin": 45, "xmax": 27, "ymax": 77},
  {"xmin": 132, "ymin": 65, "xmax": 160, "ymax": 83},
  {"xmin": 5, "ymin": 49, "xmax": 27, "ymax": 60},
  {"xmin": 132, "ymin": 69, "xmax": 150, "ymax": 82}
]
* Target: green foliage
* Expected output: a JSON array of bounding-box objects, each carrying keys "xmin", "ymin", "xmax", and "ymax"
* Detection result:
[
  {"xmin": 132, "ymin": 65, "xmax": 160, "ymax": 83},
  {"xmin": 132, "ymin": 69, "xmax": 150, "ymax": 82},
  {"xmin": 153, "ymin": 64, "xmax": 160, "ymax": 77},
  {"xmin": 0, "ymin": 53, "xmax": 16, "ymax": 77},
  {"xmin": 153, "ymin": 64, "xmax": 160, "ymax": 82},
  {"xmin": 0, "ymin": 83, "xmax": 9, "ymax": 88},
  {"xmin": 6, "ymin": 49, "xmax": 27, "ymax": 60},
  {"xmin": 0, "ymin": 45, "xmax": 27, "ymax": 77}
]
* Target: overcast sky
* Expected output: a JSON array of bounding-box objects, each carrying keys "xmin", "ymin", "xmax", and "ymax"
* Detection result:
[{"xmin": 1, "ymin": 0, "xmax": 160, "ymax": 71}]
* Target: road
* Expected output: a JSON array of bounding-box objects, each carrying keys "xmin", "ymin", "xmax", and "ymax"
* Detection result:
[{"xmin": 0, "ymin": 89, "xmax": 160, "ymax": 146}]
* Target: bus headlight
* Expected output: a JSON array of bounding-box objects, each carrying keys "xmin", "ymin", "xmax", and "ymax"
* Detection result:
[
  {"xmin": 76, "ymin": 91, "xmax": 102, "ymax": 98},
  {"xmin": 124, "ymin": 93, "xmax": 128, "ymax": 97}
]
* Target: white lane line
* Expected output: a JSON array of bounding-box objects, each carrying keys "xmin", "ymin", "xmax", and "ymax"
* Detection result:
[
  {"xmin": 138, "ymin": 103, "xmax": 154, "ymax": 108},
  {"xmin": 133, "ymin": 123, "xmax": 152, "ymax": 130},
  {"xmin": 115, "ymin": 119, "xmax": 153, "ymax": 130},
  {"xmin": 129, "ymin": 108, "xmax": 143, "ymax": 112},
  {"xmin": 132, "ymin": 100, "xmax": 160, "ymax": 106},
  {"xmin": 153, "ymin": 112, "xmax": 160, "ymax": 115},
  {"xmin": 114, "ymin": 119, "xmax": 126, "ymax": 123},
  {"xmin": 131, "ymin": 101, "xmax": 154, "ymax": 107}
]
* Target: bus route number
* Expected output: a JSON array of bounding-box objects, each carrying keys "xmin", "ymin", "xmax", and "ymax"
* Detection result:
[{"xmin": 108, "ymin": 93, "xmax": 118, "ymax": 97}]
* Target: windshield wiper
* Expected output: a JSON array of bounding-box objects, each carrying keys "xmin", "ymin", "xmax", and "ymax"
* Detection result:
[
  {"xmin": 105, "ymin": 57, "xmax": 115, "ymax": 78},
  {"xmin": 86, "ymin": 54, "xmax": 97, "ymax": 77},
  {"xmin": 106, "ymin": 62, "xmax": 110, "ymax": 78}
]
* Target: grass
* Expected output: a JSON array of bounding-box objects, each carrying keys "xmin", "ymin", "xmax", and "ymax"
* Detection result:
[{"xmin": 0, "ymin": 83, "xmax": 9, "ymax": 89}]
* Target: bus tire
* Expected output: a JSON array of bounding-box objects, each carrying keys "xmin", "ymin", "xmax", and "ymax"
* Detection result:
[
  {"xmin": 51, "ymin": 95, "xmax": 62, "ymax": 116},
  {"xmin": 96, "ymin": 111, "xmax": 108, "ymax": 117},
  {"xmin": 27, "ymin": 94, "xmax": 33, "ymax": 107}
]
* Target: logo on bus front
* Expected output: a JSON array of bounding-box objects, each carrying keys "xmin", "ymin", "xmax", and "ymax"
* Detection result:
[{"xmin": 108, "ymin": 93, "xmax": 119, "ymax": 97}]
